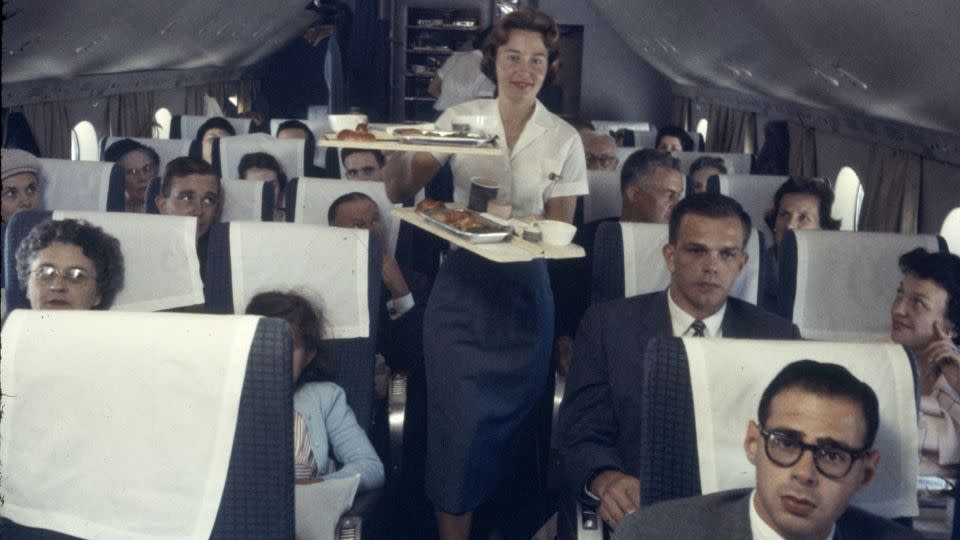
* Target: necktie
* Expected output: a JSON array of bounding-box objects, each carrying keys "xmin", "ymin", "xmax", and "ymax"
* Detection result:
[{"xmin": 690, "ymin": 319, "xmax": 707, "ymax": 337}]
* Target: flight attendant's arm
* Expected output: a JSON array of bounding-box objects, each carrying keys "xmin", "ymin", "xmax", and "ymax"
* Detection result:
[{"xmin": 383, "ymin": 152, "xmax": 442, "ymax": 203}]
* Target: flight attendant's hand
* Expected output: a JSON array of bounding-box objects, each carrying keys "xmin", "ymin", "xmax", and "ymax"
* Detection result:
[{"xmin": 590, "ymin": 470, "xmax": 640, "ymax": 529}]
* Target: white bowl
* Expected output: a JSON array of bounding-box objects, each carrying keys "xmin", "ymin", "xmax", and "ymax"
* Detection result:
[
  {"xmin": 536, "ymin": 220, "xmax": 577, "ymax": 246},
  {"xmin": 328, "ymin": 114, "xmax": 368, "ymax": 132}
]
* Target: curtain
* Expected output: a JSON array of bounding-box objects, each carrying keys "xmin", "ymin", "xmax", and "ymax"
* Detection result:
[
  {"xmin": 787, "ymin": 122, "xmax": 817, "ymax": 177},
  {"xmin": 107, "ymin": 91, "xmax": 157, "ymax": 138},
  {"xmin": 671, "ymin": 96, "xmax": 692, "ymax": 131},
  {"xmin": 858, "ymin": 144, "xmax": 922, "ymax": 233},
  {"xmin": 184, "ymin": 86, "xmax": 207, "ymax": 116},
  {"xmin": 237, "ymin": 80, "xmax": 261, "ymax": 114},
  {"xmin": 705, "ymin": 104, "xmax": 756, "ymax": 153},
  {"xmin": 18, "ymin": 102, "xmax": 71, "ymax": 159}
]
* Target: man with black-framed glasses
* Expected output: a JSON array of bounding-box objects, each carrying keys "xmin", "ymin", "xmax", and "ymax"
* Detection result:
[{"xmin": 613, "ymin": 360, "xmax": 921, "ymax": 539}]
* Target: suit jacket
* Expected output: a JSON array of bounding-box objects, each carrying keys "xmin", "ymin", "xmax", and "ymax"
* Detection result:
[
  {"xmin": 611, "ymin": 488, "xmax": 922, "ymax": 539},
  {"xmin": 558, "ymin": 290, "xmax": 801, "ymax": 496}
]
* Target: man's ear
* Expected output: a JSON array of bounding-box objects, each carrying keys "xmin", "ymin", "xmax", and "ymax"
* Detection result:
[
  {"xmin": 155, "ymin": 195, "xmax": 167, "ymax": 214},
  {"xmin": 744, "ymin": 420, "xmax": 761, "ymax": 466},
  {"xmin": 738, "ymin": 251, "xmax": 749, "ymax": 273},
  {"xmin": 663, "ymin": 242, "xmax": 676, "ymax": 274},
  {"xmin": 858, "ymin": 450, "xmax": 880, "ymax": 490},
  {"xmin": 625, "ymin": 184, "xmax": 640, "ymax": 203}
]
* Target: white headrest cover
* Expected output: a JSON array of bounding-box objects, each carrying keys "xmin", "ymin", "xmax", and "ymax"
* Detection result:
[
  {"xmin": 717, "ymin": 174, "xmax": 787, "ymax": 249},
  {"xmin": 52, "ymin": 210, "xmax": 204, "ymax": 311},
  {"xmin": 220, "ymin": 178, "xmax": 269, "ymax": 222},
  {"xmin": 684, "ymin": 338, "xmax": 918, "ymax": 518},
  {"xmin": 675, "ymin": 152, "xmax": 752, "ymax": 175},
  {"xmin": 39, "ymin": 158, "xmax": 113, "ymax": 211},
  {"xmin": 790, "ymin": 230, "xmax": 943, "ymax": 341},
  {"xmin": 227, "ymin": 221, "xmax": 370, "ymax": 338},
  {"xmin": 178, "ymin": 115, "xmax": 251, "ymax": 140},
  {"xmin": 583, "ymin": 170, "xmax": 621, "ymax": 223},
  {"xmin": 0, "ymin": 310, "xmax": 257, "ymax": 538},
  {"xmin": 218, "ymin": 133, "xmax": 305, "ymax": 179},
  {"xmin": 102, "ymin": 136, "xmax": 192, "ymax": 174}
]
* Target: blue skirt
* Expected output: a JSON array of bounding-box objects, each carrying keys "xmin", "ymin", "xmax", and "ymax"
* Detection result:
[{"xmin": 423, "ymin": 248, "xmax": 554, "ymax": 513}]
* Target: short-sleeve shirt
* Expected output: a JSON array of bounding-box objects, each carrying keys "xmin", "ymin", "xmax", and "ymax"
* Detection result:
[
  {"xmin": 434, "ymin": 50, "xmax": 496, "ymax": 111},
  {"xmin": 433, "ymin": 98, "xmax": 589, "ymax": 218}
]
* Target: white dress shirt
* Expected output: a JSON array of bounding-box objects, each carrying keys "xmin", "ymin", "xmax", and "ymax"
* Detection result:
[
  {"xmin": 667, "ymin": 286, "xmax": 726, "ymax": 337},
  {"xmin": 749, "ymin": 489, "xmax": 835, "ymax": 540}
]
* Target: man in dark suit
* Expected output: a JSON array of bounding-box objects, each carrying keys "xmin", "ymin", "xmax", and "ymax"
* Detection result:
[
  {"xmin": 612, "ymin": 360, "xmax": 921, "ymax": 539},
  {"xmin": 558, "ymin": 193, "xmax": 802, "ymax": 530}
]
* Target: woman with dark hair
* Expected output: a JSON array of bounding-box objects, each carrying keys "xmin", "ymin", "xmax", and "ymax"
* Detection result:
[
  {"xmin": 195, "ymin": 117, "xmax": 236, "ymax": 165},
  {"xmin": 103, "ymin": 138, "xmax": 160, "ymax": 212},
  {"xmin": 15, "ymin": 219, "xmax": 124, "ymax": 310},
  {"xmin": 761, "ymin": 177, "xmax": 841, "ymax": 310},
  {"xmin": 383, "ymin": 8, "xmax": 588, "ymax": 538},
  {"xmin": 245, "ymin": 291, "xmax": 384, "ymax": 490},
  {"xmin": 890, "ymin": 248, "xmax": 960, "ymax": 471},
  {"xmin": 687, "ymin": 155, "xmax": 727, "ymax": 194},
  {"xmin": 238, "ymin": 151, "xmax": 288, "ymax": 220}
]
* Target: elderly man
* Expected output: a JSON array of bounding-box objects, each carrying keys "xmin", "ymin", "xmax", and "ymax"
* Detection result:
[
  {"xmin": 558, "ymin": 193, "xmax": 801, "ymax": 530},
  {"xmin": 583, "ymin": 132, "xmax": 619, "ymax": 171},
  {"xmin": 620, "ymin": 149, "xmax": 683, "ymax": 224},
  {"xmin": 1, "ymin": 149, "xmax": 42, "ymax": 231},
  {"xmin": 613, "ymin": 360, "xmax": 921, "ymax": 539}
]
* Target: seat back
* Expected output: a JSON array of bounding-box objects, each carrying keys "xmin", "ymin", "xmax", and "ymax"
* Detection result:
[
  {"xmin": 592, "ymin": 221, "xmax": 763, "ymax": 305},
  {"xmin": 0, "ymin": 310, "xmax": 293, "ymax": 538},
  {"xmin": 716, "ymin": 174, "xmax": 788, "ymax": 249},
  {"xmin": 581, "ymin": 170, "xmax": 622, "ymax": 224},
  {"xmin": 3, "ymin": 210, "xmax": 204, "ymax": 312},
  {"xmin": 592, "ymin": 120, "xmax": 654, "ymax": 133},
  {"xmin": 99, "ymin": 135, "xmax": 193, "ymax": 174},
  {"xmin": 940, "ymin": 207, "xmax": 959, "ymax": 254},
  {"xmin": 170, "ymin": 114, "xmax": 252, "ymax": 139},
  {"xmin": 144, "ymin": 176, "xmax": 274, "ymax": 222},
  {"xmin": 286, "ymin": 177, "xmax": 401, "ymax": 256},
  {"xmin": 203, "ymin": 221, "xmax": 382, "ymax": 430},
  {"xmin": 213, "ymin": 133, "xmax": 305, "ymax": 180},
  {"xmin": 674, "ymin": 151, "xmax": 753, "ymax": 176},
  {"xmin": 37, "ymin": 158, "xmax": 125, "ymax": 212},
  {"xmin": 639, "ymin": 337, "xmax": 918, "ymax": 520},
  {"xmin": 778, "ymin": 229, "xmax": 947, "ymax": 340}
]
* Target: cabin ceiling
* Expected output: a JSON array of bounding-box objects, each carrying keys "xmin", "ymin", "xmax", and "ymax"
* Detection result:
[
  {"xmin": 2, "ymin": 0, "xmax": 959, "ymax": 135},
  {"xmin": 589, "ymin": 0, "xmax": 960, "ymax": 134}
]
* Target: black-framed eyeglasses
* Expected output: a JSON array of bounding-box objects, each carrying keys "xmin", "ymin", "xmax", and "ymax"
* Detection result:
[
  {"xmin": 760, "ymin": 428, "xmax": 870, "ymax": 480},
  {"xmin": 124, "ymin": 163, "xmax": 157, "ymax": 177},
  {"xmin": 586, "ymin": 153, "xmax": 619, "ymax": 168},
  {"xmin": 34, "ymin": 264, "xmax": 94, "ymax": 284}
]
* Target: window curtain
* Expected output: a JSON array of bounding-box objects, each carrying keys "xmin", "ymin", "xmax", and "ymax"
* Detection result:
[
  {"xmin": 237, "ymin": 80, "xmax": 260, "ymax": 115},
  {"xmin": 705, "ymin": 103, "xmax": 756, "ymax": 153},
  {"xmin": 16, "ymin": 102, "xmax": 72, "ymax": 159},
  {"xmin": 184, "ymin": 82, "xmax": 241, "ymax": 116},
  {"xmin": 107, "ymin": 91, "xmax": 157, "ymax": 138},
  {"xmin": 787, "ymin": 122, "xmax": 817, "ymax": 177},
  {"xmin": 858, "ymin": 145, "xmax": 922, "ymax": 233},
  {"xmin": 671, "ymin": 96, "xmax": 693, "ymax": 131}
]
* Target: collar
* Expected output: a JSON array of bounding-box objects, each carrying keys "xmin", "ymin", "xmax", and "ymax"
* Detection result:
[
  {"xmin": 667, "ymin": 286, "xmax": 725, "ymax": 337},
  {"xmin": 749, "ymin": 489, "xmax": 835, "ymax": 540}
]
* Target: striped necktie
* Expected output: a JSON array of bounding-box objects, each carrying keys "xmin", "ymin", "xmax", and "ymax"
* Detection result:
[{"xmin": 690, "ymin": 319, "xmax": 707, "ymax": 337}]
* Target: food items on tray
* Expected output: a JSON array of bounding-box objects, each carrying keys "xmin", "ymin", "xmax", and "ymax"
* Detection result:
[
  {"xmin": 393, "ymin": 128, "xmax": 424, "ymax": 136},
  {"xmin": 416, "ymin": 199, "xmax": 507, "ymax": 236},
  {"xmin": 416, "ymin": 198, "xmax": 446, "ymax": 212},
  {"xmin": 336, "ymin": 123, "xmax": 376, "ymax": 141}
]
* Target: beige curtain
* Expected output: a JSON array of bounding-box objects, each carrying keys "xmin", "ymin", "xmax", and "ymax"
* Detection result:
[
  {"xmin": 107, "ymin": 91, "xmax": 157, "ymax": 138},
  {"xmin": 705, "ymin": 104, "xmax": 757, "ymax": 153},
  {"xmin": 671, "ymin": 96, "xmax": 692, "ymax": 131},
  {"xmin": 858, "ymin": 145, "xmax": 922, "ymax": 233},
  {"xmin": 18, "ymin": 102, "xmax": 72, "ymax": 159},
  {"xmin": 183, "ymin": 86, "xmax": 208, "ymax": 116},
  {"xmin": 788, "ymin": 122, "xmax": 817, "ymax": 177},
  {"xmin": 237, "ymin": 80, "xmax": 261, "ymax": 114}
]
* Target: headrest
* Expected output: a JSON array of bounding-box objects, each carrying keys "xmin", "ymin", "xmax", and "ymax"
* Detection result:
[
  {"xmin": 716, "ymin": 174, "xmax": 788, "ymax": 248},
  {"xmin": 780, "ymin": 229, "xmax": 945, "ymax": 340},
  {"xmin": 219, "ymin": 178, "xmax": 275, "ymax": 222},
  {"xmin": 674, "ymin": 151, "xmax": 753, "ymax": 176},
  {"xmin": 223, "ymin": 221, "xmax": 372, "ymax": 338},
  {"xmin": 681, "ymin": 338, "xmax": 918, "ymax": 518},
  {"xmin": 583, "ymin": 170, "xmax": 622, "ymax": 223},
  {"xmin": 38, "ymin": 158, "xmax": 115, "ymax": 212},
  {"xmin": 270, "ymin": 118, "xmax": 330, "ymax": 141},
  {"xmin": 0, "ymin": 309, "xmax": 260, "ymax": 538},
  {"xmin": 173, "ymin": 114, "xmax": 251, "ymax": 140},
  {"xmin": 1, "ymin": 148, "xmax": 41, "ymax": 180},
  {"xmin": 100, "ymin": 136, "xmax": 192, "ymax": 174},
  {"xmin": 216, "ymin": 133, "xmax": 305, "ymax": 180},
  {"xmin": 51, "ymin": 210, "xmax": 205, "ymax": 311}
]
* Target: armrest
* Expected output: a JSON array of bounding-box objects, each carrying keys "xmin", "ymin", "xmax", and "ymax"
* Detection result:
[
  {"xmin": 337, "ymin": 489, "xmax": 383, "ymax": 539},
  {"xmin": 388, "ymin": 372, "xmax": 408, "ymax": 485},
  {"xmin": 552, "ymin": 370, "xmax": 566, "ymax": 450}
]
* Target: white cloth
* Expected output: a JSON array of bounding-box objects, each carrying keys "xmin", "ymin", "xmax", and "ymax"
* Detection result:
[
  {"xmin": 582, "ymin": 170, "xmax": 621, "ymax": 223},
  {"xmin": 789, "ymin": 229, "xmax": 943, "ymax": 341},
  {"xmin": 53, "ymin": 210, "xmax": 205, "ymax": 311},
  {"xmin": 294, "ymin": 475, "xmax": 360, "ymax": 540},
  {"xmin": 101, "ymin": 136, "xmax": 193, "ymax": 175},
  {"xmin": 618, "ymin": 222, "xmax": 761, "ymax": 304},
  {"xmin": 218, "ymin": 133, "xmax": 305, "ymax": 179},
  {"xmin": 684, "ymin": 338, "xmax": 919, "ymax": 518},
  {"xmin": 219, "ymin": 178, "xmax": 272, "ymax": 222},
  {"xmin": 667, "ymin": 286, "xmax": 725, "ymax": 337},
  {"xmin": 717, "ymin": 174, "xmax": 788, "ymax": 249},
  {"xmin": 291, "ymin": 177, "xmax": 401, "ymax": 256},
  {"xmin": 227, "ymin": 221, "xmax": 370, "ymax": 339},
  {"xmin": 0, "ymin": 310, "xmax": 256, "ymax": 539},
  {"xmin": 175, "ymin": 114, "xmax": 251, "ymax": 140},
  {"xmin": 432, "ymin": 99, "xmax": 589, "ymax": 219},
  {"xmin": 433, "ymin": 50, "xmax": 495, "ymax": 111},
  {"xmin": 674, "ymin": 151, "xmax": 753, "ymax": 176},
  {"xmin": 39, "ymin": 158, "xmax": 114, "ymax": 212}
]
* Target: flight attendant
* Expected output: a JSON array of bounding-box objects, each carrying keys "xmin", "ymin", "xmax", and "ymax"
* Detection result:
[{"xmin": 384, "ymin": 8, "xmax": 588, "ymax": 538}]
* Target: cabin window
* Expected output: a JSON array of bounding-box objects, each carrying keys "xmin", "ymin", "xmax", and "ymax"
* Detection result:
[
  {"xmin": 70, "ymin": 121, "xmax": 98, "ymax": 161},
  {"xmin": 832, "ymin": 166, "xmax": 864, "ymax": 231},
  {"xmin": 696, "ymin": 118, "xmax": 708, "ymax": 147},
  {"xmin": 228, "ymin": 96, "xmax": 238, "ymax": 107},
  {"xmin": 153, "ymin": 108, "xmax": 172, "ymax": 139},
  {"xmin": 941, "ymin": 208, "xmax": 960, "ymax": 254}
]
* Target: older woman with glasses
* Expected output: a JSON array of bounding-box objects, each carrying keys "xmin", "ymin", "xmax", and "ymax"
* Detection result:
[
  {"xmin": 104, "ymin": 138, "xmax": 161, "ymax": 213},
  {"xmin": 15, "ymin": 219, "xmax": 124, "ymax": 310}
]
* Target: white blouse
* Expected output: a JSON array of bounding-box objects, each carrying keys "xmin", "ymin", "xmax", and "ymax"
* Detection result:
[{"xmin": 432, "ymin": 98, "xmax": 589, "ymax": 219}]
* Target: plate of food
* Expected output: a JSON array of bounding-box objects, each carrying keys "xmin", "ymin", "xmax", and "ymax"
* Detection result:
[
  {"xmin": 415, "ymin": 199, "xmax": 511, "ymax": 243},
  {"xmin": 323, "ymin": 123, "xmax": 390, "ymax": 142},
  {"xmin": 396, "ymin": 129, "xmax": 497, "ymax": 147}
]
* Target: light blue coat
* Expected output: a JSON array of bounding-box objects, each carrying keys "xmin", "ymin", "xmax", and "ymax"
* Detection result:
[{"xmin": 293, "ymin": 382, "xmax": 385, "ymax": 491}]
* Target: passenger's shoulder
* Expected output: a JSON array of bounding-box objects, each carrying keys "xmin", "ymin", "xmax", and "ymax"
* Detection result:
[
  {"xmin": 295, "ymin": 381, "xmax": 346, "ymax": 406},
  {"xmin": 839, "ymin": 506, "xmax": 924, "ymax": 539},
  {"xmin": 726, "ymin": 297, "xmax": 799, "ymax": 336}
]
